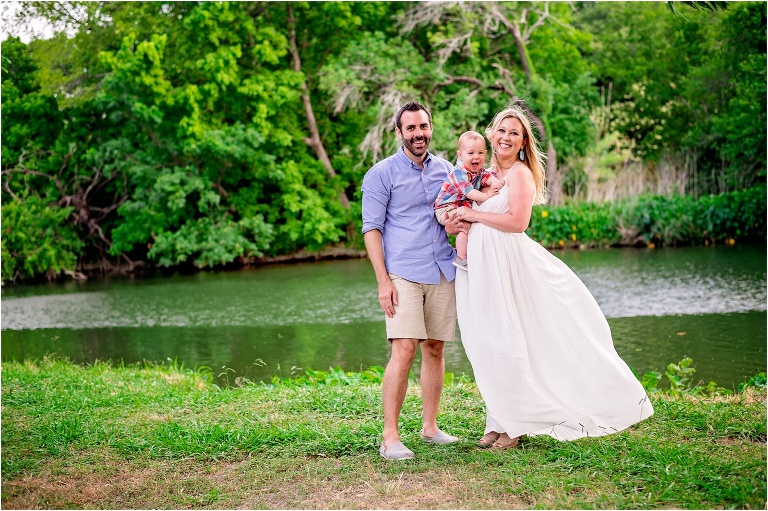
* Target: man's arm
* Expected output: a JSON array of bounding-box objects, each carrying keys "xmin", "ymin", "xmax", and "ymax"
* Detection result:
[{"xmin": 364, "ymin": 229, "xmax": 397, "ymax": 318}]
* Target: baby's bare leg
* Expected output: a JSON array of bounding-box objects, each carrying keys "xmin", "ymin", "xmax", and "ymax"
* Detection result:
[
  {"xmin": 456, "ymin": 223, "xmax": 474, "ymax": 260},
  {"xmin": 456, "ymin": 231, "xmax": 468, "ymax": 260}
]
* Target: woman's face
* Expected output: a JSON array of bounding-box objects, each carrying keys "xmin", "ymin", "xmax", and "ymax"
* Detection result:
[{"xmin": 491, "ymin": 116, "xmax": 525, "ymax": 162}]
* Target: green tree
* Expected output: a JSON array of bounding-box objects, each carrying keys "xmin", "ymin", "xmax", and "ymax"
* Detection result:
[
  {"xmin": 575, "ymin": 2, "xmax": 765, "ymax": 195},
  {"xmin": 321, "ymin": 2, "xmax": 599, "ymax": 204}
]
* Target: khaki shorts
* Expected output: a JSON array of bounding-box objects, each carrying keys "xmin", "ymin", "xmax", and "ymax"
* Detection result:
[
  {"xmin": 434, "ymin": 205, "xmax": 455, "ymax": 226},
  {"xmin": 385, "ymin": 273, "xmax": 457, "ymax": 342}
]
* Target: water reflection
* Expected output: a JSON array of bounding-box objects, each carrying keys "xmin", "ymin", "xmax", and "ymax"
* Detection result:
[
  {"xmin": 1, "ymin": 311, "xmax": 764, "ymax": 389},
  {"xmin": 3, "ymin": 245, "xmax": 765, "ymax": 331},
  {"xmin": 1, "ymin": 244, "xmax": 765, "ymax": 388}
]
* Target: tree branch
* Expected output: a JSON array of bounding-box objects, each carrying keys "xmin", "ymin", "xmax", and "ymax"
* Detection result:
[
  {"xmin": 6, "ymin": 154, "xmax": 66, "ymax": 197},
  {"xmin": 438, "ymin": 75, "xmax": 485, "ymax": 88},
  {"xmin": 522, "ymin": 2, "xmax": 550, "ymax": 42},
  {"xmin": 287, "ymin": 4, "xmax": 350, "ymax": 209},
  {"xmin": 488, "ymin": 4, "xmax": 531, "ymax": 87}
]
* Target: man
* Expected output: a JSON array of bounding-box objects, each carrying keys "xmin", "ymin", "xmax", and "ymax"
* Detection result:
[{"xmin": 361, "ymin": 101, "xmax": 460, "ymax": 460}]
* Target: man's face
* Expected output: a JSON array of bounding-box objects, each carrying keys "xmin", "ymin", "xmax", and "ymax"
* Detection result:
[{"xmin": 396, "ymin": 110, "xmax": 432, "ymax": 160}]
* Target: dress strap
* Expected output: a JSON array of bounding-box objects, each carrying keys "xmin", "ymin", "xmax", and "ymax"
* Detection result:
[{"xmin": 494, "ymin": 161, "xmax": 522, "ymax": 182}]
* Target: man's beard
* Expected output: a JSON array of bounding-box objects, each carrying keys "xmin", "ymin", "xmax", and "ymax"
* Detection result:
[{"xmin": 403, "ymin": 135, "xmax": 431, "ymax": 157}]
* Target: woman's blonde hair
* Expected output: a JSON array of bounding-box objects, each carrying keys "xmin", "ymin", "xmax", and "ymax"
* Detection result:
[{"xmin": 485, "ymin": 103, "xmax": 548, "ymax": 204}]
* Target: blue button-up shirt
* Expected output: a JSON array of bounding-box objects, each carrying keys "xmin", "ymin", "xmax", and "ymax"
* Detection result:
[{"xmin": 361, "ymin": 147, "xmax": 457, "ymax": 284}]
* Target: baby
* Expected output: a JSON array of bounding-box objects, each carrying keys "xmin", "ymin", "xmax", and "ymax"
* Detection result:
[{"xmin": 434, "ymin": 131, "xmax": 503, "ymax": 271}]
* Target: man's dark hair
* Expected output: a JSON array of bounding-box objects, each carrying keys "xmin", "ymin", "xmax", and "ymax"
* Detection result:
[{"xmin": 394, "ymin": 101, "xmax": 432, "ymax": 131}]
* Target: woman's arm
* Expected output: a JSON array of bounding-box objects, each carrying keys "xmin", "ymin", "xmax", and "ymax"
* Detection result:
[{"xmin": 454, "ymin": 165, "xmax": 535, "ymax": 233}]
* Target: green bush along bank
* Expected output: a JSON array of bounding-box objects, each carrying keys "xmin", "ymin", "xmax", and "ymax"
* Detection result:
[
  {"xmin": 527, "ymin": 186, "xmax": 767, "ymax": 249},
  {"xmin": 3, "ymin": 185, "xmax": 765, "ymax": 283},
  {"xmin": 2, "ymin": 357, "xmax": 765, "ymax": 509}
]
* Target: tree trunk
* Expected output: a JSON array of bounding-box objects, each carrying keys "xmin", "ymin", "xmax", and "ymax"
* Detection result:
[
  {"xmin": 510, "ymin": 23, "xmax": 531, "ymax": 88},
  {"xmin": 286, "ymin": 5, "xmax": 350, "ymax": 209},
  {"xmin": 546, "ymin": 141, "xmax": 560, "ymax": 205}
]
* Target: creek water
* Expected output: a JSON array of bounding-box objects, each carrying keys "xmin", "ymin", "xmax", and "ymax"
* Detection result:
[{"xmin": 2, "ymin": 244, "xmax": 765, "ymax": 389}]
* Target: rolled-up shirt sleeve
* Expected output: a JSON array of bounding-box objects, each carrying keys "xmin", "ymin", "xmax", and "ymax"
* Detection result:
[
  {"xmin": 361, "ymin": 166, "xmax": 389, "ymax": 234},
  {"xmin": 457, "ymin": 178, "xmax": 476, "ymax": 197},
  {"xmin": 453, "ymin": 168, "xmax": 480, "ymax": 197}
]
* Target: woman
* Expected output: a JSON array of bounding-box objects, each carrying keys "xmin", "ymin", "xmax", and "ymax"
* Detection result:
[{"xmin": 451, "ymin": 103, "xmax": 653, "ymax": 449}]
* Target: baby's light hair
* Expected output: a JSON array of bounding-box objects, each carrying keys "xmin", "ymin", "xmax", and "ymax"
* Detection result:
[{"xmin": 457, "ymin": 130, "xmax": 486, "ymax": 150}]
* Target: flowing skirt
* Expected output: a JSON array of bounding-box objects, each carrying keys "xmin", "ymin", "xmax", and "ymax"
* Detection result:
[{"xmin": 455, "ymin": 190, "xmax": 653, "ymax": 441}]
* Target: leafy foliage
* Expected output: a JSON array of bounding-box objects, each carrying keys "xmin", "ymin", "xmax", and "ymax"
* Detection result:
[
  {"xmin": 271, "ymin": 366, "xmax": 385, "ymax": 387},
  {"xmin": 1, "ymin": 195, "xmax": 82, "ymax": 282},
  {"xmin": 527, "ymin": 186, "xmax": 766, "ymax": 248},
  {"xmin": 640, "ymin": 357, "xmax": 730, "ymax": 396},
  {"xmin": 738, "ymin": 372, "xmax": 767, "ymax": 393},
  {"xmin": 575, "ymin": 2, "xmax": 766, "ymax": 191}
]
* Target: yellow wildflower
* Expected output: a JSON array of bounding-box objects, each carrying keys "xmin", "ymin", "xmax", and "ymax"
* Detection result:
[{"xmin": 541, "ymin": 210, "xmax": 549, "ymax": 218}]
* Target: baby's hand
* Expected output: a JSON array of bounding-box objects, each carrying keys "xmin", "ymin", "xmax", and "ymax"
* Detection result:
[
  {"xmin": 486, "ymin": 188, "xmax": 499, "ymax": 199},
  {"xmin": 491, "ymin": 180, "xmax": 504, "ymax": 192}
]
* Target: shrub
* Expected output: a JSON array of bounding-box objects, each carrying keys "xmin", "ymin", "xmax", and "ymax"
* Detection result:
[
  {"xmin": 1, "ymin": 195, "xmax": 83, "ymax": 282},
  {"xmin": 526, "ymin": 186, "xmax": 766, "ymax": 248}
]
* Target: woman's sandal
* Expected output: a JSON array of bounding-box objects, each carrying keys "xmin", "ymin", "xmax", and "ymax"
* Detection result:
[
  {"xmin": 491, "ymin": 433, "xmax": 521, "ymax": 450},
  {"xmin": 477, "ymin": 431, "xmax": 500, "ymax": 447}
]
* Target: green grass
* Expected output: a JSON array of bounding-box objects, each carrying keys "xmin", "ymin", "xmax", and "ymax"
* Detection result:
[{"xmin": 2, "ymin": 357, "xmax": 765, "ymax": 509}]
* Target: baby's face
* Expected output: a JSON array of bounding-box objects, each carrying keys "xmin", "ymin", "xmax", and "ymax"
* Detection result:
[{"xmin": 457, "ymin": 138, "xmax": 487, "ymax": 173}]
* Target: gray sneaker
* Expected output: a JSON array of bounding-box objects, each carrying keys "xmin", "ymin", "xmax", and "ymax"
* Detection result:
[
  {"xmin": 452, "ymin": 257, "xmax": 468, "ymax": 271},
  {"xmin": 379, "ymin": 441, "xmax": 415, "ymax": 460},
  {"xmin": 420, "ymin": 429, "xmax": 460, "ymax": 445}
]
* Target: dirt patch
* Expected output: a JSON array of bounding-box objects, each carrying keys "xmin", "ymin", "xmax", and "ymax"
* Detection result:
[
  {"xmin": 2, "ymin": 455, "xmax": 243, "ymax": 509},
  {"xmin": 235, "ymin": 458, "xmax": 527, "ymax": 510},
  {"xmin": 676, "ymin": 388, "xmax": 767, "ymax": 405},
  {"xmin": 2, "ymin": 454, "xmax": 527, "ymax": 509},
  {"xmin": 715, "ymin": 433, "xmax": 767, "ymax": 446}
]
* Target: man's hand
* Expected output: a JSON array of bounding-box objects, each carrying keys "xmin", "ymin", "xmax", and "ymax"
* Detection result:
[
  {"xmin": 452, "ymin": 206, "xmax": 478, "ymax": 225},
  {"xmin": 378, "ymin": 278, "xmax": 398, "ymax": 318},
  {"xmin": 445, "ymin": 208, "xmax": 471, "ymax": 235}
]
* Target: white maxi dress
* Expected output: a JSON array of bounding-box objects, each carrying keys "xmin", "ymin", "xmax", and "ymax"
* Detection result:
[{"xmin": 455, "ymin": 183, "xmax": 653, "ymax": 441}]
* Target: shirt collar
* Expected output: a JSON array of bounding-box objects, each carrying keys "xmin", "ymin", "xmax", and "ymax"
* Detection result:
[{"xmin": 463, "ymin": 164, "xmax": 479, "ymax": 179}]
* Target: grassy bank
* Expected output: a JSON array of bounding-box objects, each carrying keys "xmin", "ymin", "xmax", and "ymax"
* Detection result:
[{"xmin": 2, "ymin": 358, "xmax": 765, "ymax": 509}]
